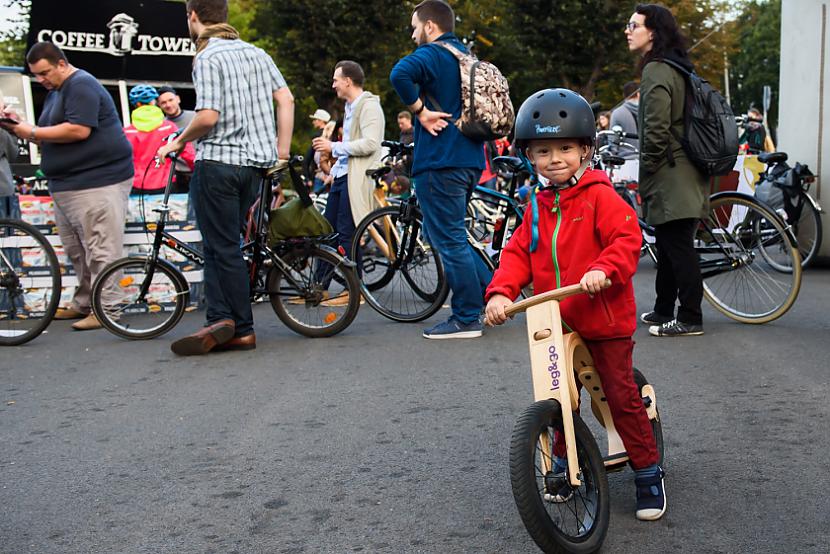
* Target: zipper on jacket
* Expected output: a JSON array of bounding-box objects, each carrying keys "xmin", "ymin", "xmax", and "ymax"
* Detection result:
[{"xmin": 549, "ymin": 191, "xmax": 573, "ymax": 333}]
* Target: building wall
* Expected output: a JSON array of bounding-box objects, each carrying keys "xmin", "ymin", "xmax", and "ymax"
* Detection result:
[{"xmin": 779, "ymin": 0, "xmax": 829, "ymax": 255}]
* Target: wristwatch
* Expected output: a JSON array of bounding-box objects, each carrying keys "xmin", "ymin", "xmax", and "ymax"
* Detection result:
[
  {"xmin": 414, "ymin": 101, "xmax": 425, "ymax": 115},
  {"xmin": 29, "ymin": 126, "xmax": 37, "ymax": 141}
]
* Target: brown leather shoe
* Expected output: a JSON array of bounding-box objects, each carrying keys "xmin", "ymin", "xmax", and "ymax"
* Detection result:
[
  {"xmin": 71, "ymin": 313, "xmax": 102, "ymax": 331},
  {"xmin": 54, "ymin": 307, "xmax": 87, "ymax": 320},
  {"xmin": 170, "ymin": 319, "xmax": 235, "ymax": 356},
  {"xmin": 212, "ymin": 332, "xmax": 256, "ymax": 352}
]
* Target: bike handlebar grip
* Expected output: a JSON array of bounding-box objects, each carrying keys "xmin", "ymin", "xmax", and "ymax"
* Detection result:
[
  {"xmin": 622, "ymin": 132, "xmax": 639, "ymax": 140},
  {"xmin": 504, "ymin": 279, "xmax": 612, "ymax": 316}
]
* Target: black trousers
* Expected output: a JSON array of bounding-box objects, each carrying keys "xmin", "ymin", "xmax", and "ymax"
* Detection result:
[{"xmin": 653, "ymin": 218, "xmax": 703, "ymax": 325}]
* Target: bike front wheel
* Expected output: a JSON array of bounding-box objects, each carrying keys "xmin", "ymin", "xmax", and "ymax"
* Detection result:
[
  {"xmin": 510, "ymin": 399, "xmax": 610, "ymax": 554},
  {"xmin": 92, "ymin": 257, "xmax": 189, "ymax": 340},
  {"xmin": 267, "ymin": 246, "xmax": 360, "ymax": 338},
  {"xmin": 351, "ymin": 205, "xmax": 448, "ymax": 323},
  {"xmin": 700, "ymin": 194, "xmax": 802, "ymax": 324},
  {"xmin": 0, "ymin": 218, "xmax": 61, "ymax": 346}
]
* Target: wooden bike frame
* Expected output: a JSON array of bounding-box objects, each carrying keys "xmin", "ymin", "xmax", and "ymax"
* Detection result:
[{"xmin": 505, "ymin": 281, "xmax": 657, "ymax": 487}]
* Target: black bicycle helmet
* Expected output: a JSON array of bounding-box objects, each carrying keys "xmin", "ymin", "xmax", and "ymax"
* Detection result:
[{"xmin": 513, "ymin": 88, "xmax": 596, "ymax": 149}]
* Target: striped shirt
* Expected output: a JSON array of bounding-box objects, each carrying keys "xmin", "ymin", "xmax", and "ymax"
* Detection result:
[{"xmin": 193, "ymin": 38, "xmax": 288, "ymax": 167}]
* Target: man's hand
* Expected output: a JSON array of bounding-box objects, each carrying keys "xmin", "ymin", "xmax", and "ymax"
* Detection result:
[
  {"xmin": 484, "ymin": 294, "xmax": 513, "ymax": 327},
  {"xmin": 157, "ymin": 138, "xmax": 186, "ymax": 160},
  {"xmin": 418, "ymin": 108, "xmax": 452, "ymax": 137},
  {"xmin": 311, "ymin": 137, "xmax": 333, "ymax": 155},
  {"xmin": 580, "ymin": 270, "xmax": 608, "ymax": 295}
]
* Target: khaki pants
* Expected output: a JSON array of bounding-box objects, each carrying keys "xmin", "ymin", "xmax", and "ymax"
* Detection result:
[{"xmin": 52, "ymin": 178, "xmax": 132, "ymax": 313}]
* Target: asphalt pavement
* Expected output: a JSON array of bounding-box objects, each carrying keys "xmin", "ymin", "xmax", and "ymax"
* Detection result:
[{"xmin": 2, "ymin": 261, "xmax": 829, "ymax": 553}]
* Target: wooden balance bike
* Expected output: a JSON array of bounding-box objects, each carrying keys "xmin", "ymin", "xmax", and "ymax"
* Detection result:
[{"xmin": 505, "ymin": 281, "xmax": 664, "ymax": 554}]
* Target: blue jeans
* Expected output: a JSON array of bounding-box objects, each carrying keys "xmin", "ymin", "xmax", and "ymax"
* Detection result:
[
  {"xmin": 190, "ymin": 160, "xmax": 259, "ymax": 336},
  {"xmin": 0, "ymin": 196, "xmax": 20, "ymax": 219},
  {"xmin": 416, "ymin": 168, "xmax": 491, "ymax": 325},
  {"xmin": 323, "ymin": 175, "xmax": 355, "ymax": 256}
]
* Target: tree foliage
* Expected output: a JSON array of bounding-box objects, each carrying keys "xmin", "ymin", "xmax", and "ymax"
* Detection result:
[
  {"xmin": 728, "ymin": 0, "xmax": 780, "ymax": 127},
  {"xmin": 0, "ymin": 0, "xmax": 30, "ymax": 67}
]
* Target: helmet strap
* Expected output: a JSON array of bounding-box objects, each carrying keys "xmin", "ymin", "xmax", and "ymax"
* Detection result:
[{"xmin": 568, "ymin": 146, "xmax": 594, "ymax": 186}]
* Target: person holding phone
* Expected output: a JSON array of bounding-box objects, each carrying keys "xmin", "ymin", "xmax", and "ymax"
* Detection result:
[{"xmin": 0, "ymin": 100, "xmax": 20, "ymax": 219}]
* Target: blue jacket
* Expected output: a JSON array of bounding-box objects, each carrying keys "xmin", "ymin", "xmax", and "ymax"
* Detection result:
[{"xmin": 390, "ymin": 33, "xmax": 485, "ymax": 177}]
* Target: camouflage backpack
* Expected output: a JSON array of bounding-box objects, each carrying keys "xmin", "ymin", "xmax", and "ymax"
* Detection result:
[{"xmin": 430, "ymin": 41, "xmax": 515, "ymax": 142}]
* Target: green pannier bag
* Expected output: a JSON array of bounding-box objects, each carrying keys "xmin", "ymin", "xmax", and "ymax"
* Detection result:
[
  {"xmin": 267, "ymin": 162, "xmax": 333, "ymax": 245},
  {"xmin": 268, "ymin": 196, "xmax": 333, "ymax": 244}
]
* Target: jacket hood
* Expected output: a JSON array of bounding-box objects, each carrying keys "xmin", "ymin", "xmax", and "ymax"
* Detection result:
[
  {"xmin": 659, "ymin": 49, "xmax": 694, "ymax": 73},
  {"xmin": 131, "ymin": 105, "xmax": 165, "ymax": 132},
  {"xmin": 623, "ymin": 99, "xmax": 639, "ymax": 119}
]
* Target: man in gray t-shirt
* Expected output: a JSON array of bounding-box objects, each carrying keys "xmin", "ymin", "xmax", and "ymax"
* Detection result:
[{"xmin": 157, "ymin": 86, "xmax": 196, "ymax": 129}]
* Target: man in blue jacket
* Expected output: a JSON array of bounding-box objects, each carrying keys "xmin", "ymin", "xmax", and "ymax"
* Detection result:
[{"xmin": 390, "ymin": 0, "xmax": 490, "ymax": 339}]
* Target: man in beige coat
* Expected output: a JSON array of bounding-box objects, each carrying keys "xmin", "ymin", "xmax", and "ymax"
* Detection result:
[{"xmin": 313, "ymin": 60, "xmax": 384, "ymax": 287}]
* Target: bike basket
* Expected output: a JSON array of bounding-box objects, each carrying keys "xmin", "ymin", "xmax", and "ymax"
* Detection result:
[{"xmin": 268, "ymin": 197, "xmax": 333, "ymax": 245}]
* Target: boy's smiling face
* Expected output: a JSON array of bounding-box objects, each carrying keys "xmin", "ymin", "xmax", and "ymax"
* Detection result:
[{"xmin": 526, "ymin": 139, "xmax": 591, "ymax": 185}]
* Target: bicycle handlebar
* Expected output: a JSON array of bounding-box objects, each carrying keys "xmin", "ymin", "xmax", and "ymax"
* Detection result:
[
  {"xmin": 597, "ymin": 129, "xmax": 639, "ymax": 140},
  {"xmin": 382, "ymin": 140, "xmax": 414, "ymax": 155},
  {"xmin": 504, "ymin": 279, "xmax": 612, "ymax": 317}
]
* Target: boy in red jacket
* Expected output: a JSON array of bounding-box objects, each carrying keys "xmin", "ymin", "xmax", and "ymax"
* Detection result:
[{"xmin": 484, "ymin": 89, "xmax": 666, "ymax": 521}]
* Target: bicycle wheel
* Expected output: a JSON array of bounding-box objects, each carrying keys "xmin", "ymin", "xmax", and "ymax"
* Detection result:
[
  {"xmin": 268, "ymin": 245, "xmax": 359, "ymax": 337},
  {"xmin": 351, "ymin": 205, "xmax": 448, "ymax": 323},
  {"xmin": 632, "ymin": 368, "xmax": 664, "ymax": 468},
  {"xmin": 0, "ymin": 219, "xmax": 61, "ymax": 346},
  {"xmin": 792, "ymin": 194, "xmax": 822, "ymax": 268},
  {"xmin": 91, "ymin": 257, "xmax": 189, "ymax": 340},
  {"xmin": 510, "ymin": 399, "xmax": 610, "ymax": 554},
  {"xmin": 700, "ymin": 193, "xmax": 801, "ymax": 324}
]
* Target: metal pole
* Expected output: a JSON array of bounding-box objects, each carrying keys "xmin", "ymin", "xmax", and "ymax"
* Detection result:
[{"xmin": 723, "ymin": 51, "xmax": 731, "ymax": 105}]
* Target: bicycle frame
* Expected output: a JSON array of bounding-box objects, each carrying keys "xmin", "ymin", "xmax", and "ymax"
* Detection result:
[{"xmin": 505, "ymin": 282, "xmax": 658, "ymax": 488}]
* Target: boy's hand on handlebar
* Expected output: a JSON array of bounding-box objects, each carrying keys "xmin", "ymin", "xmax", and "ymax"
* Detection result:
[
  {"xmin": 485, "ymin": 294, "xmax": 513, "ymax": 327},
  {"xmin": 580, "ymin": 270, "xmax": 608, "ymax": 295}
]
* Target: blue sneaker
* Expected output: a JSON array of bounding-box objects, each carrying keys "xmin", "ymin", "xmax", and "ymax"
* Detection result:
[
  {"xmin": 635, "ymin": 465, "xmax": 667, "ymax": 521},
  {"xmin": 422, "ymin": 317, "xmax": 483, "ymax": 339}
]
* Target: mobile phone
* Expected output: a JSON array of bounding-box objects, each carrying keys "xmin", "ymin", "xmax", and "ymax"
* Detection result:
[{"xmin": 0, "ymin": 117, "xmax": 20, "ymax": 126}]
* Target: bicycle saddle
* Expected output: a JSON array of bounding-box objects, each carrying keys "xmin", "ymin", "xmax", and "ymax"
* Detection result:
[
  {"xmin": 366, "ymin": 166, "xmax": 392, "ymax": 179},
  {"xmin": 758, "ymin": 152, "xmax": 788, "ymax": 165},
  {"xmin": 493, "ymin": 156, "xmax": 525, "ymax": 172},
  {"xmin": 602, "ymin": 154, "xmax": 627, "ymax": 167}
]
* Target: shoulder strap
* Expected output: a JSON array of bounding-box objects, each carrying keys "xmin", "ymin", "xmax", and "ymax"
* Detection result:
[{"xmin": 657, "ymin": 57, "xmax": 692, "ymax": 77}]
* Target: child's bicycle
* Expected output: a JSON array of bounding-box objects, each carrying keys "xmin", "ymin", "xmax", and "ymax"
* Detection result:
[{"xmin": 506, "ymin": 280, "xmax": 663, "ymax": 554}]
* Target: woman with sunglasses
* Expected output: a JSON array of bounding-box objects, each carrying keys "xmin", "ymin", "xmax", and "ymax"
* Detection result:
[{"xmin": 626, "ymin": 4, "xmax": 709, "ymax": 338}]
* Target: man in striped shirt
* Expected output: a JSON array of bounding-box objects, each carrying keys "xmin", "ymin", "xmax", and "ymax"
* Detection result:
[{"xmin": 158, "ymin": 0, "xmax": 294, "ymax": 355}]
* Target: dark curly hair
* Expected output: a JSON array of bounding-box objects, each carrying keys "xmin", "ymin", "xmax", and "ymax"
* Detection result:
[{"xmin": 635, "ymin": 3, "xmax": 690, "ymax": 71}]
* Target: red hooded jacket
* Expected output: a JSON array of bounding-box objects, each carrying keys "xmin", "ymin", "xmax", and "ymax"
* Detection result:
[
  {"xmin": 124, "ymin": 106, "xmax": 195, "ymax": 192},
  {"xmin": 486, "ymin": 169, "xmax": 641, "ymax": 340}
]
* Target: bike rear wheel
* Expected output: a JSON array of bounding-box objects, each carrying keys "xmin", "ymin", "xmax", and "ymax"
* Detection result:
[
  {"xmin": 351, "ymin": 205, "xmax": 448, "ymax": 323},
  {"xmin": 632, "ymin": 368, "xmax": 664, "ymax": 468},
  {"xmin": 92, "ymin": 257, "xmax": 189, "ymax": 339},
  {"xmin": 267, "ymin": 245, "xmax": 360, "ymax": 337},
  {"xmin": 0, "ymin": 218, "xmax": 61, "ymax": 346},
  {"xmin": 700, "ymin": 194, "xmax": 801, "ymax": 324},
  {"xmin": 792, "ymin": 194, "xmax": 822, "ymax": 268},
  {"xmin": 510, "ymin": 399, "xmax": 609, "ymax": 554}
]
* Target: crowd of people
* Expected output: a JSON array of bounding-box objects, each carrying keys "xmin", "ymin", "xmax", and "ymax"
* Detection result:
[{"xmin": 2, "ymin": 0, "xmax": 787, "ymax": 524}]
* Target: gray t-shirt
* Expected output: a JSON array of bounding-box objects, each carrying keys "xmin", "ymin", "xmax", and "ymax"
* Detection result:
[
  {"xmin": 37, "ymin": 69, "xmax": 134, "ymax": 192},
  {"xmin": 167, "ymin": 109, "xmax": 195, "ymax": 130}
]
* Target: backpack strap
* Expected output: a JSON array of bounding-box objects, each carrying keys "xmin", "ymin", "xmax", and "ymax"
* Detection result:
[
  {"xmin": 419, "ymin": 40, "xmax": 470, "ymax": 118},
  {"xmin": 653, "ymin": 58, "xmax": 694, "ymax": 168}
]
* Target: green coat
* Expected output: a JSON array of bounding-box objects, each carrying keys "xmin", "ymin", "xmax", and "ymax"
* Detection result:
[{"xmin": 638, "ymin": 60, "xmax": 709, "ymax": 226}]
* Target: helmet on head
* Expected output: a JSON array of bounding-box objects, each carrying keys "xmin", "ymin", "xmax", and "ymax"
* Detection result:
[
  {"xmin": 129, "ymin": 84, "xmax": 159, "ymax": 107},
  {"xmin": 513, "ymin": 88, "xmax": 596, "ymax": 149}
]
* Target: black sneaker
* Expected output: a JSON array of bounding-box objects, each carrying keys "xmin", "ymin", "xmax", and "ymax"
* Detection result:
[
  {"xmin": 649, "ymin": 319, "xmax": 703, "ymax": 337},
  {"xmin": 640, "ymin": 311, "xmax": 673, "ymax": 325},
  {"xmin": 635, "ymin": 466, "xmax": 667, "ymax": 521},
  {"xmin": 543, "ymin": 470, "xmax": 574, "ymax": 503}
]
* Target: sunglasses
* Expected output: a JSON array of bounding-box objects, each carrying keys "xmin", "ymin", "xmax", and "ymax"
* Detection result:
[{"xmin": 624, "ymin": 22, "xmax": 644, "ymax": 32}]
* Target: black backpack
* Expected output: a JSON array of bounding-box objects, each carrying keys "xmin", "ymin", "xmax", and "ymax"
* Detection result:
[{"xmin": 661, "ymin": 59, "xmax": 738, "ymax": 177}]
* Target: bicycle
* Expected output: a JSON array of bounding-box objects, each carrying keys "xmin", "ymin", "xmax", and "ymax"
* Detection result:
[
  {"xmin": 597, "ymin": 129, "xmax": 802, "ymax": 324},
  {"xmin": 90, "ymin": 153, "xmax": 361, "ymax": 340},
  {"xmin": 351, "ymin": 151, "xmax": 527, "ymax": 323},
  {"xmin": 0, "ymin": 218, "xmax": 61, "ymax": 345},
  {"xmin": 507, "ymin": 280, "xmax": 663, "ymax": 554},
  {"xmin": 754, "ymin": 151, "xmax": 822, "ymax": 268}
]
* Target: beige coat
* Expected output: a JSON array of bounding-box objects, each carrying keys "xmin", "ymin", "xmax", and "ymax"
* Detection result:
[{"xmin": 345, "ymin": 92, "xmax": 385, "ymax": 225}]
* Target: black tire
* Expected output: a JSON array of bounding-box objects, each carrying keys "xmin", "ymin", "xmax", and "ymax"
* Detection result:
[
  {"xmin": 350, "ymin": 205, "xmax": 448, "ymax": 323},
  {"xmin": 268, "ymin": 246, "xmax": 360, "ymax": 337},
  {"xmin": 701, "ymin": 193, "xmax": 801, "ymax": 324},
  {"xmin": 0, "ymin": 218, "xmax": 61, "ymax": 346},
  {"xmin": 632, "ymin": 368, "xmax": 664, "ymax": 468},
  {"xmin": 510, "ymin": 400, "xmax": 610, "ymax": 554},
  {"xmin": 92, "ymin": 257, "xmax": 189, "ymax": 340},
  {"xmin": 792, "ymin": 195, "xmax": 822, "ymax": 268}
]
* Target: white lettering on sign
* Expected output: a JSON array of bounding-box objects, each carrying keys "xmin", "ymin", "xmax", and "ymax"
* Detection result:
[{"xmin": 34, "ymin": 12, "xmax": 195, "ymax": 58}]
